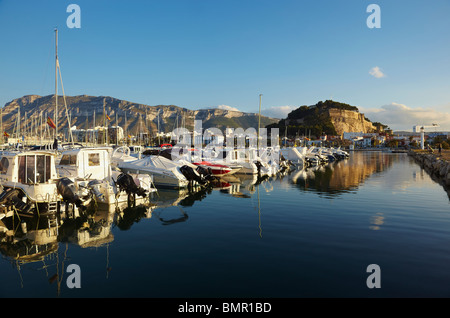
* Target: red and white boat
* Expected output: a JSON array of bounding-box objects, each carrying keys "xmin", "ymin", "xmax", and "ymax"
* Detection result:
[
  {"xmin": 192, "ymin": 161, "xmax": 233, "ymax": 176},
  {"xmin": 211, "ymin": 180, "xmax": 232, "ymax": 190}
]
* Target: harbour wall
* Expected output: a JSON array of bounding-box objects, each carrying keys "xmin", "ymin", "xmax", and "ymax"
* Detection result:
[{"xmin": 408, "ymin": 150, "xmax": 450, "ymax": 198}]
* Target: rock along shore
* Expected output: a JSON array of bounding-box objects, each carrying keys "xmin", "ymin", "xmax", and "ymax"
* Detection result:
[{"xmin": 408, "ymin": 150, "xmax": 450, "ymax": 198}]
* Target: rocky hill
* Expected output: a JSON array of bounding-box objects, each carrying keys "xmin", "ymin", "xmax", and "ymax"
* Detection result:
[
  {"xmin": 1, "ymin": 94, "xmax": 278, "ymax": 136},
  {"xmin": 267, "ymin": 100, "xmax": 386, "ymax": 138}
]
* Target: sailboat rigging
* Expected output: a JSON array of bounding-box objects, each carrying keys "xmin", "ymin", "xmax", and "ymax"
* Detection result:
[{"xmin": 54, "ymin": 28, "xmax": 74, "ymax": 147}]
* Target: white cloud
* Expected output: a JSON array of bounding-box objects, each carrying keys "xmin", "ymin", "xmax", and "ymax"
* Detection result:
[
  {"xmin": 217, "ymin": 105, "xmax": 239, "ymax": 111},
  {"xmin": 369, "ymin": 66, "xmax": 386, "ymax": 78},
  {"xmin": 262, "ymin": 105, "xmax": 296, "ymax": 119},
  {"xmin": 361, "ymin": 102, "xmax": 450, "ymax": 131}
]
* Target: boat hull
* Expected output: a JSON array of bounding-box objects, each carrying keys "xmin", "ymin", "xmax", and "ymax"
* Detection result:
[
  {"xmin": 119, "ymin": 167, "xmax": 189, "ymax": 189},
  {"xmin": 193, "ymin": 161, "xmax": 232, "ymax": 176}
]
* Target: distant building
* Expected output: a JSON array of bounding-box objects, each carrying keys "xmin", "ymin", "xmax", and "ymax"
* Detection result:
[
  {"xmin": 342, "ymin": 131, "xmax": 388, "ymax": 147},
  {"xmin": 427, "ymin": 132, "xmax": 449, "ymax": 139},
  {"xmin": 343, "ymin": 131, "xmax": 378, "ymax": 140},
  {"xmin": 343, "ymin": 132, "xmax": 364, "ymax": 140},
  {"xmin": 69, "ymin": 125, "xmax": 124, "ymax": 144}
]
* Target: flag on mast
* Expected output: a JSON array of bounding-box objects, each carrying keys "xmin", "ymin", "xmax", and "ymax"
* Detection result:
[{"xmin": 47, "ymin": 116, "xmax": 56, "ymax": 129}]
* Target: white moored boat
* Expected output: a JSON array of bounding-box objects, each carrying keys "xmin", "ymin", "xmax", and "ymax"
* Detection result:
[
  {"xmin": 192, "ymin": 161, "xmax": 234, "ymax": 176},
  {"xmin": 117, "ymin": 155, "xmax": 190, "ymax": 189},
  {"xmin": 0, "ymin": 151, "xmax": 61, "ymax": 216},
  {"xmin": 281, "ymin": 147, "xmax": 305, "ymax": 168},
  {"xmin": 211, "ymin": 148, "xmax": 258, "ymax": 175},
  {"xmin": 56, "ymin": 147, "xmax": 155, "ymax": 206}
]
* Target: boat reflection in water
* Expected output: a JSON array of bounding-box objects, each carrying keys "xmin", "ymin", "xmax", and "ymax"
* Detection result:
[
  {"xmin": 0, "ymin": 171, "xmax": 269, "ymax": 253},
  {"xmin": 0, "ymin": 211, "xmax": 61, "ymax": 290},
  {"xmin": 0, "ymin": 152, "xmax": 394, "ymax": 263},
  {"xmin": 219, "ymin": 174, "xmax": 263, "ymax": 198},
  {"xmin": 0, "ymin": 173, "xmax": 259, "ymax": 275},
  {"xmin": 289, "ymin": 151, "xmax": 397, "ymax": 197},
  {"xmin": 0, "ymin": 213, "xmax": 59, "ymax": 266},
  {"xmin": 0, "ymin": 151, "xmax": 405, "ymax": 296},
  {"xmin": 287, "ymin": 151, "xmax": 400, "ymax": 234}
]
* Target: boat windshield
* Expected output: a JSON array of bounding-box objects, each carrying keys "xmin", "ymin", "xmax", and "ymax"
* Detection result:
[
  {"xmin": 0, "ymin": 157, "xmax": 9, "ymax": 174},
  {"xmin": 18, "ymin": 154, "xmax": 52, "ymax": 184},
  {"xmin": 59, "ymin": 154, "xmax": 77, "ymax": 165}
]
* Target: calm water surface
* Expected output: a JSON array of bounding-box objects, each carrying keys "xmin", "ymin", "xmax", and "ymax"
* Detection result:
[{"xmin": 1, "ymin": 151, "xmax": 450, "ymax": 298}]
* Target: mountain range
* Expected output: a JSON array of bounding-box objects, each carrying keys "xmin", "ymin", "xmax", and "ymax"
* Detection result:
[
  {"xmin": 1, "ymin": 94, "xmax": 279, "ymax": 136},
  {"xmin": 1, "ymin": 95, "xmax": 388, "ymax": 142}
]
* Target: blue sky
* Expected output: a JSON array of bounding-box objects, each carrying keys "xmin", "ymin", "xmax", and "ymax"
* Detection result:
[{"xmin": 1, "ymin": 0, "xmax": 449, "ymax": 130}]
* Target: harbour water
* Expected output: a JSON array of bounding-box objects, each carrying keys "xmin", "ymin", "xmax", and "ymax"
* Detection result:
[{"xmin": 1, "ymin": 151, "xmax": 450, "ymax": 298}]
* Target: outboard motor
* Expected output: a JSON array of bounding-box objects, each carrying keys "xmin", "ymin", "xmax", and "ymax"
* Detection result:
[
  {"xmin": 254, "ymin": 161, "xmax": 263, "ymax": 174},
  {"xmin": 116, "ymin": 173, "xmax": 148, "ymax": 198},
  {"xmin": 87, "ymin": 179, "xmax": 105, "ymax": 201},
  {"xmin": 56, "ymin": 177, "xmax": 85, "ymax": 208},
  {"xmin": 195, "ymin": 166, "xmax": 215, "ymax": 182},
  {"xmin": 180, "ymin": 165, "xmax": 207, "ymax": 185},
  {"xmin": 327, "ymin": 154, "xmax": 336, "ymax": 162},
  {"xmin": 0, "ymin": 188, "xmax": 33, "ymax": 214}
]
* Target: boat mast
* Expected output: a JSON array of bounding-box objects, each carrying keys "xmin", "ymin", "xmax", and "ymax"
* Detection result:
[
  {"xmin": 40, "ymin": 111, "xmax": 43, "ymax": 146},
  {"xmin": 0, "ymin": 107, "xmax": 2, "ymax": 148},
  {"xmin": 17, "ymin": 105, "xmax": 20, "ymax": 142},
  {"xmin": 55, "ymin": 28, "xmax": 58, "ymax": 139},
  {"xmin": 138, "ymin": 113, "xmax": 142, "ymax": 146},
  {"xmin": 157, "ymin": 109, "xmax": 160, "ymax": 145},
  {"xmin": 93, "ymin": 110, "xmax": 96, "ymax": 145},
  {"xmin": 125, "ymin": 111, "xmax": 127, "ymax": 145},
  {"xmin": 85, "ymin": 111, "xmax": 88, "ymax": 146},
  {"xmin": 103, "ymin": 98, "xmax": 106, "ymax": 144},
  {"xmin": 258, "ymin": 93, "xmax": 262, "ymax": 149}
]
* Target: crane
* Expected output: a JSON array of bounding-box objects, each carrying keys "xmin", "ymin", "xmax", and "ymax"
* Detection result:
[{"xmin": 413, "ymin": 123, "xmax": 440, "ymax": 150}]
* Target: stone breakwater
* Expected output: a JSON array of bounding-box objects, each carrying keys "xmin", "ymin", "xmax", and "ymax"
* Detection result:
[{"xmin": 408, "ymin": 151, "xmax": 450, "ymax": 198}]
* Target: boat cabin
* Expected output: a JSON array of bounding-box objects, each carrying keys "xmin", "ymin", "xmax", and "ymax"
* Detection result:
[
  {"xmin": 0, "ymin": 151, "xmax": 59, "ymax": 202},
  {"xmin": 57, "ymin": 147, "xmax": 112, "ymax": 181},
  {"xmin": 0, "ymin": 151, "xmax": 58, "ymax": 184}
]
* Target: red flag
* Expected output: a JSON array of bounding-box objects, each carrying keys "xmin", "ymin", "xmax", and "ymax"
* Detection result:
[
  {"xmin": 3, "ymin": 131, "xmax": 9, "ymax": 137},
  {"xmin": 47, "ymin": 116, "xmax": 56, "ymax": 129}
]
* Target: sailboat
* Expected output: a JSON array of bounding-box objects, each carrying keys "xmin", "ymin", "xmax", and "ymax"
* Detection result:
[{"xmin": 0, "ymin": 30, "xmax": 69, "ymax": 217}]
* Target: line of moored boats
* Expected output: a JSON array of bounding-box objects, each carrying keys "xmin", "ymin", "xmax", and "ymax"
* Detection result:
[{"xmin": 0, "ymin": 143, "xmax": 349, "ymax": 220}]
